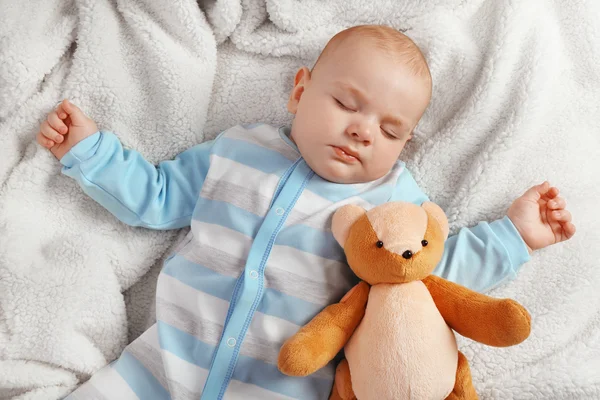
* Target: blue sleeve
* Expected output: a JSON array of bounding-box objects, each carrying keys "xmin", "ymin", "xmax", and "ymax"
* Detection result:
[
  {"xmin": 391, "ymin": 167, "xmax": 531, "ymax": 292},
  {"xmin": 60, "ymin": 131, "xmax": 214, "ymax": 230},
  {"xmin": 432, "ymin": 217, "xmax": 531, "ymax": 292}
]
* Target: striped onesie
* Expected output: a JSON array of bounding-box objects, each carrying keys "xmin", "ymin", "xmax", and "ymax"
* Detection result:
[{"xmin": 62, "ymin": 123, "xmax": 530, "ymax": 399}]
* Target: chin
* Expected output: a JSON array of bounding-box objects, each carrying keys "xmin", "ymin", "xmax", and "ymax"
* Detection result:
[{"xmin": 317, "ymin": 164, "xmax": 360, "ymax": 184}]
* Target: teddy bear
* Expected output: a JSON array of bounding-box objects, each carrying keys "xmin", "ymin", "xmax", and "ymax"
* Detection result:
[{"xmin": 277, "ymin": 201, "xmax": 532, "ymax": 400}]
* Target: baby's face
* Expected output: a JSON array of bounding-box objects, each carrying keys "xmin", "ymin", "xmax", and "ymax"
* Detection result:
[{"xmin": 288, "ymin": 37, "xmax": 431, "ymax": 184}]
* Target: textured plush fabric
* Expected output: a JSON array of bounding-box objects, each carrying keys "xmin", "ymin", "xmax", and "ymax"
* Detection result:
[{"xmin": 1, "ymin": 0, "xmax": 598, "ymax": 398}]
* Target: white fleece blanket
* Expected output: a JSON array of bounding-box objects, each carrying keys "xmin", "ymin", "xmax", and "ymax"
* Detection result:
[{"xmin": 1, "ymin": 0, "xmax": 599, "ymax": 399}]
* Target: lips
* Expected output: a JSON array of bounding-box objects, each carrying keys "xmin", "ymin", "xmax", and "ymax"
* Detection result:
[{"xmin": 332, "ymin": 146, "xmax": 361, "ymax": 163}]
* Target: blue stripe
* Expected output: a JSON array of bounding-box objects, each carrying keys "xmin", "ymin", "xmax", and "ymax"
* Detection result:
[
  {"xmin": 193, "ymin": 197, "xmax": 262, "ymax": 238},
  {"xmin": 259, "ymin": 284, "xmax": 324, "ymax": 326},
  {"xmin": 233, "ymin": 350, "xmax": 332, "ymax": 399},
  {"xmin": 158, "ymin": 321, "xmax": 333, "ymax": 399},
  {"xmin": 162, "ymin": 256, "xmax": 323, "ymax": 326},
  {"xmin": 158, "ymin": 320, "xmax": 215, "ymax": 368},
  {"xmin": 276, "ymin": 224, "xmax": 346, "ymax": 262},
  {"xmin": 213, "ymin": 137, "xmax": 292, "ymax": 175},
  {"xmin": 112, "ymin": 351, "xmax": 169, "ymax": 400},
  {"xmin": 162, "ymin": 255, "xmax": 237, "ymax": 302},
  {"xmin": 358, "ymin": 182, "xmax": 395, "ymax": 205},
  {"xmin": 390, "ymin": 166, "xmax": 429, "ymax": 204}
]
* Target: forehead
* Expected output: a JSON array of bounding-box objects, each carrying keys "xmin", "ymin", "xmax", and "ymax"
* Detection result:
[{"xmin": 316, "ymin": 39, "xmax": 431, "ymax": 126}]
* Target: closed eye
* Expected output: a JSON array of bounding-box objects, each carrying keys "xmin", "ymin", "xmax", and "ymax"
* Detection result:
[
  {"xmin": 381, "ymin": 128, "xmax": 399, "ymax": 140},
  {"xmin": 334, "ymin": 97, "xmax": 356, "ymax": 112}
]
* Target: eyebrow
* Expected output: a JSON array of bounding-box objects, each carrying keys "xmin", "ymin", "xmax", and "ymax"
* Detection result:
[
  {"xmin": 334, "ymin": 81, "xmax": 408, "ymax": 128},
  {"xmin": 335, "ymin": 82, "xmax": 368, "ymax": 103}
]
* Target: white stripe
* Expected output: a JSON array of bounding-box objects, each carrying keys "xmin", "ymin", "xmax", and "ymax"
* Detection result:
[
  {"xmin": 289, "ymin": 191, "xmax": 375, "ymax": 230},
  {"xmin": 157, "ymin": 273, "xmax": 229, "ymax": 325},
  {"xmin": 349, "ymin": 167, "xmax": 402, "ymax": 193},
  {"xmin": 292, "ymin": 163, "xmax": 404, "ymax": 218},
  {"xmin": 292, "ymin": 185, "xmax": 333, "ymax": 216},
  {"xmin": 225, "ymin": 125, "xmax": 299, "ymax": 161},
  {"xmin": 137, "ymin": 325, "xmax": 207, "ymax": 398},
  {"xmin": 191, "ymin": 220, "xmax": 252, "ymax": 260},
  {"xmin": 187, "ymin": 221, "xmax": 347, "ymax": 305},
  {"xmin": 146, "ymin": 342, "xmax": 296, "ymax": 400},
  {"xmin": 85, "ymin": 363, "xmax": 140, "ymax": 399},
  {"xmin": 163, "ymin": 346, "xmax": 208, "ymax": 396},
  {"xmin": 267, "ymin": 244, "xmax": 353, "ymax": 289},
  {"xmin": 247, "ymin": 308, "xmax": 300, "ymax": 349},
  {"xmin": 157, "ymin": 273, "xmax": 300, "ymax": 345},
  {"xmin": 207, "ymin": 155, "xmax": 280, "ymax": 198},
  {"xmin": 138, "ymin": 322, "xmax": 161, "ymax": 346},
  {"xmin": 225, "ymin": 124, "xmax": 279, "ymax": 143},
  {"xmin": 225, "ymin": 379, "xmax": 297, "ymax": 400}
]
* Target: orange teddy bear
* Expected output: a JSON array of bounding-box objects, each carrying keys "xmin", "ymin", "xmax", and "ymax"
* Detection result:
[{"xmin": 278, "ymin": 201, "xmax": 532, "ymax": 400}]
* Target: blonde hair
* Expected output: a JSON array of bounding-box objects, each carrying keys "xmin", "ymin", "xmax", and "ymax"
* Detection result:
[{"xmin": 313, "ymin": 25, "xmax": 432, "ymax": 92}]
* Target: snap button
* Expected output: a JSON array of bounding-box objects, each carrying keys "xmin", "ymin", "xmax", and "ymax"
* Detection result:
[
  {"xmin": 226, "ymin": 337, "xmax": 236, "ymax": 347},
  {"xmin": 275, "ymin": 207, "xmax": 285, "ymax": 215},
  {"xmin": 249, "ymin": 270, "xmax": 259, "ymax": 279}
]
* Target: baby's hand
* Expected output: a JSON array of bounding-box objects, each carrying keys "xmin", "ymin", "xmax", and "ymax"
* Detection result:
[
  {"xmin": 507, "ymin": 182, "xmax": 576, "ymax": 253},
  {"xmin": 37, "ymin": 99, "xmax": 98, "ymax": 160}
]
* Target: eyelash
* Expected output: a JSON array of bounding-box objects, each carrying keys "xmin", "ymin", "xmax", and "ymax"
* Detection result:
[
  {"xmin": 382, "ymin": 129, "xmax": 398, "ymax": 140},
  {"xmin": 334, "ymin": 98, "xmax": 356, "ymax": 112}
]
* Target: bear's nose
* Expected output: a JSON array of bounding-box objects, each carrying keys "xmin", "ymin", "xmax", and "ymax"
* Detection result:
[{"xmin": 402, "ymin": 250, "xmax": 413, "ymax": 259}]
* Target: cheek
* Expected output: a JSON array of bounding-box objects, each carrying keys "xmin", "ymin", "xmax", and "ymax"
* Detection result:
[
  {"xmin": 301, "ymin": 96, "xmax": 339, "ymax": 131},
  {"xmin": 370, "ymin": 141, "xmax": 406, "ymax": 171}
]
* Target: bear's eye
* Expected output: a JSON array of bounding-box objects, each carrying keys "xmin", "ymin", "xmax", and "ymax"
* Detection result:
[
  {"xmin": 421, "ymin": 240, "xmax": 428, "ymax": 247},
  {"xmin": 376, "ymin": 241, "xmax": 384, "ymax": 248},
  {"xmin": 402, "ymin": 250, "xmax": 413, "ymax": 259}
]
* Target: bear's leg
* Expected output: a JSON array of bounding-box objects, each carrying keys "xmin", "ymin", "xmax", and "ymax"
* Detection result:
[
  {"xmin": 329, "ymin": 358, "xmax": 356, "ymax": 400},
  {"xmin": 445, "ymin": 351, "xmax": 478, "ymax": 400}
]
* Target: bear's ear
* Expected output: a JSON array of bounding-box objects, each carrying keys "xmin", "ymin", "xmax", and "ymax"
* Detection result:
[
  {"xmin": 332, "ymin": 205, "xmax": 366, "ymax": 247},
  {"xmin": 421, "ymin": 202, "xmax": 449, "ymax": 240}
]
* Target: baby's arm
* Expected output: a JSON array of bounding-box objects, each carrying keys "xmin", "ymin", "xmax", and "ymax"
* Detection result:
[
  {"xmin": 392, "ymin": 169, "xmax": 530, "ymax": 293},
  {"xmin": 38, "ymin": 100, "xmax": 213, "ymax": 230}
]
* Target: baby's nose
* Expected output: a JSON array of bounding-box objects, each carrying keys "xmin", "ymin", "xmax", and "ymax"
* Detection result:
[{"xmin": 348, "ymin": 124, "xmax": 373, "ymax": 144}]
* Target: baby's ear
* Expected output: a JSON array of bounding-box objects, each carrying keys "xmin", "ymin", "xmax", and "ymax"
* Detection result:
[
  {"xmin": 287, "ymin": 67, "xmax": 311, "ymax": 114},
  {"xmin": 332, "ymin": 205, "xmax": 366, "ymax": 247},
  {"xmin": 421, "ymin": 202, "xmax": 449, "ymax": 239}
]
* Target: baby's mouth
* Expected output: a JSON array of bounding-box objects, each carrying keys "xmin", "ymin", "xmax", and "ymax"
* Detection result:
[{"xmin": 331, "ymin": 146, "xmax": 361, "ymax": 163}]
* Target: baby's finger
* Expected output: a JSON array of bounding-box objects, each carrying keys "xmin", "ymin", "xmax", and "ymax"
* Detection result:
[
  {"xmin": 544, "ymin": 186, "xmax": 560, "ymax": 200},
  {"xmin": 47, "ymin": 111, "xmax": 68, "ymax": 134},
  {"xmin": 548, "ymin": 197, "xmax": 566, "ymax": 210},
  {"xmin": 551, "ymin": 209, "xmax": 572, "ymax": 223},
  {"xmin": 521, "ymin": 181, "xmax": 550, "ymax": 201},
  {"xmin": 37, "ymin": 132, "xmax": 55, "ymax": 148},
  {"xmin": 40, "ymin": 120, "xmax": 64, "ymax": 144},
  {"xmin": 56, "ymin": 100, "xmax": 70, "ymax": 119},
  {"xmin": 59, "ymin": 99, "xmax": 87, "ymax": 125},
  {"xmin": 563, "ymin": 222, "xmax": 576, "ymax": 240}
]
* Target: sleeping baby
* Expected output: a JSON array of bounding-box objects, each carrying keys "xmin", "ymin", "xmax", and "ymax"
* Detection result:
[{"xmin": 37, "ymin": 25, "xmax": 575, "ymax": 399}]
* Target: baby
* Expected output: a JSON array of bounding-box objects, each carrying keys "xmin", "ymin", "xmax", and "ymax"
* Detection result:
[{"xmin": 38, "ymin": 26, "xmax": 574, "ymax": 399}]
